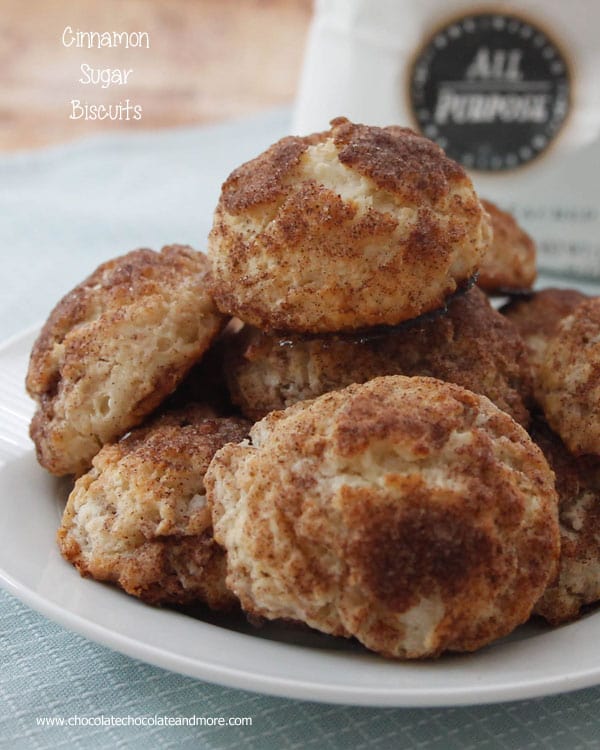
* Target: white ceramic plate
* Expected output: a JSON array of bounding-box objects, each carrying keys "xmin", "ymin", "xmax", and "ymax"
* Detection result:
[{"xmin": 2, "ymin": 285, "xmax": 600, "ymax": 708}]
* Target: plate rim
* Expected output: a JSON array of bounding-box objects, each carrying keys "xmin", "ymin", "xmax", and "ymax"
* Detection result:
[{"xmin": 5, "ymin": 562, "xmax": 600, "ymax": 708}]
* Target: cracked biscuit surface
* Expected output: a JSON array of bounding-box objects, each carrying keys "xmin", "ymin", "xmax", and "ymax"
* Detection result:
[
  {"xmin": 26, "ymin": 246, "xmax": 227, "ymax": 476},
  {"xmin": 206, "ymin": 376, "xmax": 559, "ymax": 659},
  {"xmin": 226, "ymin": 287, "xmax": 533, "ymax": 426},
  {"xmin": 208, "ymin": 117, "xmax": 492, "ymax": 333},
  {"xmin": 57, "ymin": 405, "xmax": 250, "ymax": 608}
]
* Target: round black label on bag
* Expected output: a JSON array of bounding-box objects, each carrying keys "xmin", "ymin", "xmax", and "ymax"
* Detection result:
[{"xmin": 409, "ymin": 13, "xmax": 571, "ymax": 171}]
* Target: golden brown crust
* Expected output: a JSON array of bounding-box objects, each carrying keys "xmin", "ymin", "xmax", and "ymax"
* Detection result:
[
  {"xmin": 536, "ymin": 298, "xmax": 600, "ymax": 456},
  {"xmin": 27, "ymin": 246, "xmax": 227, "ymax": 476},
  {"xmin": 531, "ymin": 417, "xmax": 600, "ymax": 624},
  {"xmin": 226, "ymin": 287, "xmax": 533, "ymax": 426},
  {"xmin": 478, "ymin": 200, "xmax": 537, "ymax": 292},
  {"xmin": 208, "ymin": 117, "xmax": 492, "ymax": 333},
  {"xmin": 207, "ymin": 375, "xmax": 559, "ymax": 659},
  {"xmin": 221, "ymin": 136, "xmax": 314, "ymax": 214},
  {"xmin": 331, "ymin": 118, "xmax": 466, "ymax": 204},
  {"xmin": 344, "ymin": 492, "xmax": 493, "ymax": 614},
  {"xmin": 502, "ymin": 288, "xmax": 588, "ymax": 372},
  {"xmin": 57, "ymin": 406, "xmax": 250, "ymax": 608},
  {"xmin": 220, "ymin": 129, "xmax": 333, "ymax": 215}
]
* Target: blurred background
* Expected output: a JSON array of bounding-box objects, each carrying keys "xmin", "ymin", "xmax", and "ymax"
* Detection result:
[{"xmin": 0, "ymin": 0, "xmax": 312, "ymax": 151}]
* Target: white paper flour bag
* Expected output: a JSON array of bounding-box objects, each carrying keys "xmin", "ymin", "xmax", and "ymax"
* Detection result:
[{"xmin": 293, "ymin": 0, "xmax": 600, "ymax": 277}]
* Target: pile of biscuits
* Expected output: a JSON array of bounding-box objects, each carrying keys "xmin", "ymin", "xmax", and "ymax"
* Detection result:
[{"xmin": 26, "ymin": 118, "xmax": 600, "ymax": 659}]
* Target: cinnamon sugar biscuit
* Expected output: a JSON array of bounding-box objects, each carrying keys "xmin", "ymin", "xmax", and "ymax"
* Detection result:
[
  {"xmin": 531, "ymin": 417, "xmax": 600, "ymax": 625},
  {"xmin": 226, "ymin": 287, "xmax": 533, "ymax": 426},
  {"xmin": 208, "ymin": 117, "xmax": 492, "ymax": 333},
  {"xmin": 26, "ymin": 246, "xmax": 227, "ymax": 476},
  {"xmin": 478, "ymin": 200, "xmax": 536, "ymax": 293},
  {"xmin": 536, "ymin": 298, "xmax": 600, "ymax": 455},
  {"xmin": 58, "ymin": 405, "xmax": 250, "ymax": 608},
  {"xmin": 206, "ymin": 376, "xmax": 559, "ymax": 659},
  {"xmin": 502, "ymin": 288, "xmax": 588, "ymax": 372}
]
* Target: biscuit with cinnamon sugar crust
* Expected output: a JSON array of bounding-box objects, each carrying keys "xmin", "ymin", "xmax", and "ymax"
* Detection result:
[
  {"xmin": 206, "ymin": 376, "xmax": 559, "ymax": 659},
  {"xmin": 536, "ymin": 298, "xmax": 600, "ymax": 455},
  {"xmin": 225, "ymin": 287, "xmax": 533, "ymax": 426},
  {"xmin": 26, "ymin": 246, "xmax": 227, "ymax": 476},
  {"xmin": 531, "ymin": 417, "xmax": 600, "ymax": 625},
  {"xmin": 478, "ymin": 200, "xmax": 536, "ymax": 293},
  {"xmin": 58, "ymin": 405, "xmax": 250, "ymax": 608},
  {"xmin": 208, "ymin": 117, "xmax": 492, "ymax": 333},
  {"xmin": 502, "ymin": 288, "xmax": 588, "ymax": 372}
]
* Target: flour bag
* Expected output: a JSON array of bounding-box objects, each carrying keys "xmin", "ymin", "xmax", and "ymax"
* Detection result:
[{"xmin": 293, "ymin": 0, "xmax": 600, "ymax": 277}]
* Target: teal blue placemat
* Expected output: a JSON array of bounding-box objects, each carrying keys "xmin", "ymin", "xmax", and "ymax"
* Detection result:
[{"xmin": 3, "ymin": 587, "xmax": 600, "ymax": 750}]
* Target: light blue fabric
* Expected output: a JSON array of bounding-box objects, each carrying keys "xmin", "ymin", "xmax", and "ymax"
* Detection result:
[
  {"xmin": 3, "ymin": 586, "xmax": 600, "ymax": 750},
  {"xmin": 2, "ymin": 109, "xmax": 600, "ymax": 749}
]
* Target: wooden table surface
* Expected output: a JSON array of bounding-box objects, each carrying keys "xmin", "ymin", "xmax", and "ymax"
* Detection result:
[{"xmin": 0, "ymin": 0, "xmax": 312, "ymax": 151}]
